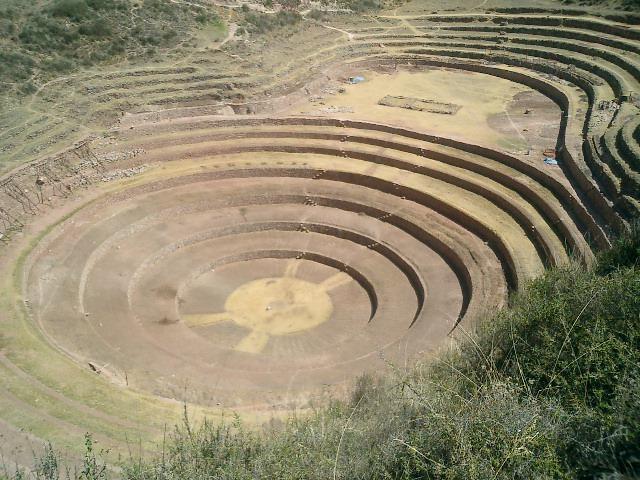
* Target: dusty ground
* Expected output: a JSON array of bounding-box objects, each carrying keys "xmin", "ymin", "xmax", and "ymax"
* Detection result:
[
  {"xmin": 287, "ymin": 67, "xmax": 561, "ymax": 158},
  {"xmin": 24, "ymin": 153, "xmax": 470, "ymax": 409}
]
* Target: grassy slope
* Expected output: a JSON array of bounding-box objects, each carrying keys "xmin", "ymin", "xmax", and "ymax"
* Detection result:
[
  {"xmin": 0, "ymin": 0, "xmax": 220, "ymax": 97},
  {"xmin": 0, "ymin": 0, "xmax": 226, "ymax": 175},
  {"xmin": 3, "ymin": 225, "xmax": 639, "ymax": 479},
  {"xmin": 565, "ymin": 0, "xmax": 640, "ymax": 10}
]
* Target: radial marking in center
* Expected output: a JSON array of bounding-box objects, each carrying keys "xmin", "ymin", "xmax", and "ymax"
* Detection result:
[{"xmin": 182, "ymin": 277, "xmax": 333, "ymax": 353}]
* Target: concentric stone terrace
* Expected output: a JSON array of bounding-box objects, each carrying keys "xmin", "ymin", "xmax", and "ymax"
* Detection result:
[
  {"xmin": 22, "ymin": 116, "xmax": 597, "ymax": 407},
  {"xmin": 0, "ymin": 4, "xmax": 639, "ymax": 465}
]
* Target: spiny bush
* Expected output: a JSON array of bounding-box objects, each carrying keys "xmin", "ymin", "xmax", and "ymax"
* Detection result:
[
  {"xmin": 49, "ymin": 0, "xmax": 90, "ymax": 22},
  {"xmin": 340, "ymin": 0, "xmax": 383, "ymax": 12},
  {"xmin": 244, "ymin": 11, "xmax": 302, "ymax": 34},
  {"xmin": 306, "ymin": 9, "xmax": 327, "ymax": 21},
  {"xmin": 597, "ymin": 219, "xmax": 640, "ymax": 275}
]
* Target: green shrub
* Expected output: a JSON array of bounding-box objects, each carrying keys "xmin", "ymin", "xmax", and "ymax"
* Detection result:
[
  {"xmin": 0, "ymin": 50, "xmax": 35, "ymax": 81},
  {"xmin": 19, "ymin": 80, "xmax": 38, "ymax": 95},
  {"xmin": 49, "ymin": 0, "xmax": 89, "ymax": 21},
  {"xmin": 597, "ymin": 218, "xmax": 640, "ymax": 275},
  {"xmin": 445, "ymin": 224, "xmax": 640, "ymax": 478},
  {"xmin": 195, "ymin": 12, "xmax": 209, "ymax": 24},
  {"xmin": 85, "ymin": 0, "xmax": 127, "ymax": 11},
  {"xmin": 339, "ymin": 0, "xmax": 382, "ymax": 12},
  {"xmin": 244, "ymin": 10, "xmax": 301, "ymax": 34},
  {"xmin": 306, "ymin": 9, "xmax": 327, "ymax": 21},
  {"xmin": 79, "ymin": 19, "xmax": 113, "ymax": 38},
  {"xmin": 281, "ymin": 0, "xmax": 301, "ymax": 10},
  {"xmin": 43, "ymin": 56, "xmax": 76, "ymax": 73}
]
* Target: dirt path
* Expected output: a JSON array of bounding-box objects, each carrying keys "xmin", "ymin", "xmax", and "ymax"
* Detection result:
[
  {"xmin": 27, "ymin": 74, "xmax": 80, "ymax": 109},
  {"xmin": 322, "ymin": 25, "xmax": 355, "ymax": 41},
  {"xmin": 399, "ymin": 18, "xmax": 421, "ymax": 36},
  {"xmin": 216, "ymin": 22, "xmax": 238, "ymax": 50},
  {"xmin": 469, "ymin": 0, "xmax": 489, "ymax": 12}
]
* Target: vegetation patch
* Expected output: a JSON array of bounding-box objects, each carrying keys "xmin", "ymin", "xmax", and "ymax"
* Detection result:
[
  {"xmin": 0, "ymin": 0, "xmax": 220, "ymax": 96},
  {"xmin": 243, "ymin": 10, "xmax": 302, "ymax": 34},
  {"xmin": 338, "ymin": 0, "xmax": 385, "ymax": 12}
]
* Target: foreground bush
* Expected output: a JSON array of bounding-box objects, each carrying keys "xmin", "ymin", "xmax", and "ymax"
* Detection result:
[{"xmin": 3, "ymin": 223, "xmax": 639, "ymax": 479}]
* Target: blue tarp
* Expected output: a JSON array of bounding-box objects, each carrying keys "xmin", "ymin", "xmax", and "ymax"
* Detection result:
[
  {"xmin": 544, "ymin": 157, "xmax": 558, "ymax": 166},
  {"xmin": 349, "ymin": 76, "xmax": 365, "ymax": 84}
]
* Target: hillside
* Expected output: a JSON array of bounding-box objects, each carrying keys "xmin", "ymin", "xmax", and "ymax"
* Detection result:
[
  {"xmin": 0, "ymin": 0, "xmax": 221, "ymax": 97},
  {"xmin": 0, "ymin": 0, "xmax": 639, "ymax": 477}
]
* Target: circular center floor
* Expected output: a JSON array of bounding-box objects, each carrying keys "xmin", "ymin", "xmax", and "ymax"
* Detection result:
[
  {"xmin": 23, "ymin": 153, "xmax": 502, "ymax": 409},
  {"xmin": 181, "ymin": 276, "xmax": 334, "ymax": 353}
]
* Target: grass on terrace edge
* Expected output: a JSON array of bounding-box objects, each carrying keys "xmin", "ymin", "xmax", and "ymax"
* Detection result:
[{"xmin": 2, "ymin": 220, "xmax": 639, "ymax": 479}]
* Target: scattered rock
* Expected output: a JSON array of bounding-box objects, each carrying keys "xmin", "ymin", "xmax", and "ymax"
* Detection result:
[
  {"xmin": 318, "ymin": 105, "xmax": 354, "ymax": 114},
  {"xmin": 101, "ymin": 164, "xmax": 149, "ymax": 182}
]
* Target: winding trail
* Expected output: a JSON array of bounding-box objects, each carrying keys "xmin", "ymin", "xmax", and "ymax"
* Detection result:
[{"xmin": 322, "ymin": 24, "xmax": 355, "ymax": 41}]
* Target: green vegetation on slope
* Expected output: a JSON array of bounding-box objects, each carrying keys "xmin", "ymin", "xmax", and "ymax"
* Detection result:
[
  {"xmin": 240, "ymin": 0, "xmax": 386, "ymax": 36},
  {"xmin": 562, "ymin": 0, "xmax": 640, "ymax": 11},
  {"xmin": 243, "ymin": 10, "xmax": 303, "ymax": 34},
  {"xmin": 0, "ymin": 0, "xmax": 220, "ymax": 96},
  {"xmin": 4, "ymin": 223, "xmax": 639, "ymax": 479}
]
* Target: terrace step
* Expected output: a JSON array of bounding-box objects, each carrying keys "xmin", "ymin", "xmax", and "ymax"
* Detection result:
[
  {"xmin": 123, "ymin": 119, "xmax": 595, "ymax": 242},
  {"xmin": 135, "ymin": 130, "xmax": 584, "ymax": 268},
  {"xmin": 601, "ymin": 128, "xmax": 640, "ymax": 198}
]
